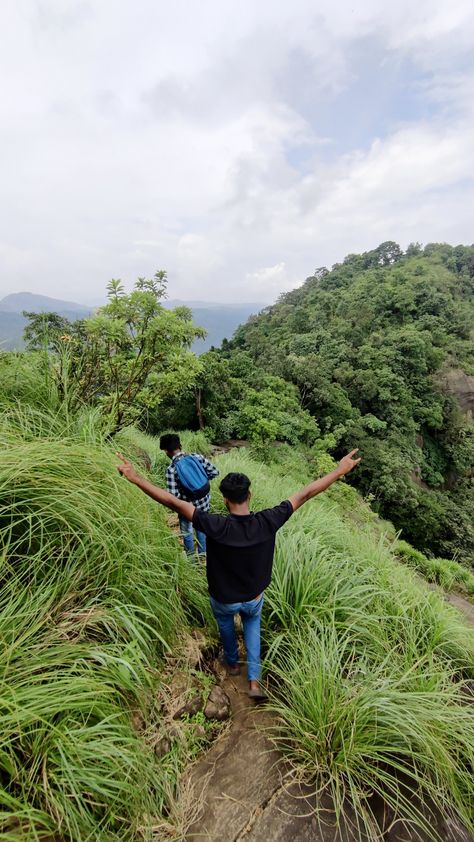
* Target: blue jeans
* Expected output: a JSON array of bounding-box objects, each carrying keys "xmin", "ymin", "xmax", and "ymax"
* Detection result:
[
  {"xmin": 210, "ymin": 594, "xmax": 264, "ymax": 681},
  {"xmin": 179, "ymin": 516, "xmax": 206, "ymax": 556}
]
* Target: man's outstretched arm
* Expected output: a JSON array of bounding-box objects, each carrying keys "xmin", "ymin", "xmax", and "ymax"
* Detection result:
[
  {"xmin": 116, "ymin": 453, "xmax": 195, "ymax": 520},
  {"xmin": 288, "ymin": 449, "xmax": 361, "ymax": 512}
]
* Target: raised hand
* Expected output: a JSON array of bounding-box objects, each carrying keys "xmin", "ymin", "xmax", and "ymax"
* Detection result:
[
  {"xmin": 336, "ymin": 449, "xmax": 361, "ymax": 477},
  {"xmin": 116, "ymin": 452, "xmax": 139, "ymax": 483}
]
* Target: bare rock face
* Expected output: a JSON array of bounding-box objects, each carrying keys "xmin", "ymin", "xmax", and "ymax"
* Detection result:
[
  {"xmin": 441, "ymin": 368, "xmax": 474, "ymax": 421},
  {"xmin": 204, "ymin": 685, "xmax": 231, "ymax": 721}
]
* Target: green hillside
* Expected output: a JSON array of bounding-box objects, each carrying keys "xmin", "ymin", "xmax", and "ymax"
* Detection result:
[
  {"xmin": 1, "ymin": 302, "xmax": 474, "ymax": 838},
  {"xmin": 191, "ymin": 242, "xmax": 474, "ymax": 564},
  {"xmin": 1, "ymin": 403, "xmax": 473, "ymax": 837}
]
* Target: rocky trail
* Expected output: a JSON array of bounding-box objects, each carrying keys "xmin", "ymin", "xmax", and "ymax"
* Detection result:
[
  {"xmin": 182, "ymin": 590, "xmax": 474, "ymax": 842},
  {"xmin": 185, "ymin": 669, "xmax": 357, "ymax": 842}
]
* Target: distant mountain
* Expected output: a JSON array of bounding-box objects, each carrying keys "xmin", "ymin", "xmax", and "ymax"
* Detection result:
[
  {"xmin": 165, "ymin": 298, "xmax": 264, "ymax": 311},
  {"xmin": 0, "ymin": 292, "xmax": 263, "ymax": 353},
  {"xmin": 0, "ymin": 292, "xmax": 91, "ymax": 314},
  {"xmin": 0, "ymin": 313, "xmax": 30, "ymax": 351},
  {"xmin": 0, "ymin": 293, "xmax": 93, "ymax": 351}
]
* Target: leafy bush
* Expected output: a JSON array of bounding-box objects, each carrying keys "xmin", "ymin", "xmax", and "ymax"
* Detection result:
[{"xmin": 21, "ymin": 273, "xmax": 204, "ymax": 433}]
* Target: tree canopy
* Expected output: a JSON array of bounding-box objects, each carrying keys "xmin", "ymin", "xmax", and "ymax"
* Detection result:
[
  {"xmin": 209, "ymin": 243, "xmax": 474, "ymax": 562},
  {"xmin": 23, "ymin": 272, "xmax": 205, "ymax": 432}
]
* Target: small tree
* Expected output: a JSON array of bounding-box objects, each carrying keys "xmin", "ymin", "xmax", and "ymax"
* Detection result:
[{"xmin": 23, "ymin": 271, "xmax": 205, "ymax": 432}]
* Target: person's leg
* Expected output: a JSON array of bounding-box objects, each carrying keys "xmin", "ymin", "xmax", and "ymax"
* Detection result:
[
  {"xmin": 195, "ymin": 529, "xmax": 206, "ymax": 555},
  {"xmin": 178, "ymin": 515, "xmax": 195, "ymax": 555},
  {"xmin": 240, "ymin": 594, "xmax": 264, "ymax": 684},
  {"xmin": 210, "ymin": 597, "xmax": 240, "ymax": 669}
]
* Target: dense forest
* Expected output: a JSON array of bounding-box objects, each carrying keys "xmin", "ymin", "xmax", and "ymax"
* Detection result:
[{"xmin": 157, "ymin": 242, "xmax": 474, "ymax": 565}]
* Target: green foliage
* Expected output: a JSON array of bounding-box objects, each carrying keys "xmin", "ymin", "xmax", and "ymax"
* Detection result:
[
  {"xmin": 224, "ymin": 243, "xmax": 474, "ymax": 564},
  {"xmin": 0, "ymin": 405, "xmax": 211, "ymax": 839},
  {"xmin": 229, "ymin": 374, "xmax": 319, "ymax": 447},
  {"xmin": 22, "ymin": 272, "xmax": 205, "ymax": 433},
  {"xmin": 151, "ymin": 348, "xmax": 319, "ymax": 447},
  {"xmin": 0, "ymin": 349, "xmax": 56, "ymax": 409},
  {"xmin": 271, "ymin": 626, "xmax": 473, "ymax": 841},
  {"xmin": 395, "ymin": 539, "xmax": 474, "ymax": 595},
  {"xmin": 209, "ymin": 449, "xmax": 474, "ymax": 840},
  {"xmin": 1, "ymin": 379, "xmax": 474, "ymax": 839},
  {"xmin": 22, "ymin": 309, "xmax": 74, "ymax": 350}
]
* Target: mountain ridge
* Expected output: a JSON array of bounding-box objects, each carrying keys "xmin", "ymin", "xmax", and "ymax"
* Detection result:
[
  {"xmin": 0, "ymin": 291, "xmax": 264, "ymax": 353},
  {"xmin": 0, "ymin": 292, "xmax": 92, "ymax": 314}
]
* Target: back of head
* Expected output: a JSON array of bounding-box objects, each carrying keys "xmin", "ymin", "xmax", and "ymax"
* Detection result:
[
  {"xmin": 219, "ymin": 472, "xmax": 251, "ymax": 504},
  {"xmin": 160, "ymin": 433, "xmax": 181, "ymax": 452}
]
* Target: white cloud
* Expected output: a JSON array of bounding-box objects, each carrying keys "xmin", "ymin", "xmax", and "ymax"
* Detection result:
[
  {"xmin": 0, "ymin": 0, "xmax": 473, "ymax": 304},
  {"xmin": 243, "ymin": 262, "xmax": 296, "ymax": 298}
]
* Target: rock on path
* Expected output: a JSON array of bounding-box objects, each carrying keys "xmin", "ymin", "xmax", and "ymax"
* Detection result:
[
  {"xmin": 184, "ymin": 589, "xmax": 474, "ymax": 842},
  {"xmin": 184, "ymin": 672, "xmax": 367, "ymax": 842}
]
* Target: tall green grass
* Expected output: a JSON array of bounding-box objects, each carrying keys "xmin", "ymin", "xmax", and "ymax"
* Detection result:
[
  {"xmin": 212, "ymin": 450, "xmax": 474, "ymax": 839},
  {"xmin": 395, "ymin": 539, "xmax": 474, "ymax": 597},
  {"xmin": 0, "ymin": 351, "xmax": 56, "ymax": 411},
  {"xmin": 2, "ymin": 396, "xmax": 473, "ymax": 840},
  {"xmin": 0, "ymin": 407, "xmax": 211, "ymax": 840}
]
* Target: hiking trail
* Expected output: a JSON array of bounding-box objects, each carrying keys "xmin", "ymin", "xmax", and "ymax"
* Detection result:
[
  {"xmin": 183, "ymin": 591, "xmax": 474, "ymax": 842},
  {"xmin": 185, "ymin": 668, "xmax": 365, "ymax": 842}
]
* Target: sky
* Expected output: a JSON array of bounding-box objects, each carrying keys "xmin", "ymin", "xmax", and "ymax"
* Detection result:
[{"xmin": 1, "ymin": 0, "xmax": 473, "ymax": 305}]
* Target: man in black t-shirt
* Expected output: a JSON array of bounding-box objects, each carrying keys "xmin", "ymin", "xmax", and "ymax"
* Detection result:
[{"xmin": 117, "ymin": 449, "xmax": 361, "ymax": 699}]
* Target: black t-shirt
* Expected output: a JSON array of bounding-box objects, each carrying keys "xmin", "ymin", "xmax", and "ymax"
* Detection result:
[{"xmin": 192, "ymin": 501, "xmax": 293, "ymax": 603}]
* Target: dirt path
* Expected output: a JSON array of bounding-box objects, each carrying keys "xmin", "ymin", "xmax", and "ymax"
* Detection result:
[{"xmin": 184, "ymin": 589, "xmax": 474, "ymax": 842}]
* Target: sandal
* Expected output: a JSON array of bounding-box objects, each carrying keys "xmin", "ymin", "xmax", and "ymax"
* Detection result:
[{"xmin": 248, "ymin": 686, "xmax": 268, "ymax": 701}]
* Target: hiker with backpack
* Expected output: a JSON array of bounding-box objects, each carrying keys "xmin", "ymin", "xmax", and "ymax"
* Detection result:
[
  {"xmin": 117, "ymin": 448, "xmax": 361, "ymax": 699},
  {"xmin": 159, "ymin": 433, "xmax": 219, "ymax": 557}
]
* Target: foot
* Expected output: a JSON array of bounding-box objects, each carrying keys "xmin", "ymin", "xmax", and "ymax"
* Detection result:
[
  {"xmin": 248, "ymin": 680, "xmax": 267, "ymax": 700},
  {"xmin": 220, "ymin": 659, "xmax": 240, "ymax": 676}
]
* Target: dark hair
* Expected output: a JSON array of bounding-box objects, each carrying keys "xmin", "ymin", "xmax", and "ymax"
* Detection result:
[
  {"xmin": 159, "ymin": 433, "xmax": 181, "ymax": 452},
  {"xmin": 219, "ymin": 472, "xmax": 251, "ymax": 504}
]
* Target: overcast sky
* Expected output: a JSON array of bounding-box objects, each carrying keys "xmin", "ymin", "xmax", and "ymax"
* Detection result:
[{"xmin": 1, "ymin": 1, "xmax": 473, "ymax": 304}]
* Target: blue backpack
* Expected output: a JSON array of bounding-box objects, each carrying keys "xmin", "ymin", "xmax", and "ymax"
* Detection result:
[{"xmin": 174, "ymin": 455, "xmax": 210, "ymax": 501}]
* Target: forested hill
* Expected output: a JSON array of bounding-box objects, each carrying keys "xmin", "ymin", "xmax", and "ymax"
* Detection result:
[{"xmin": 225, "ymin": 242, "xmax": 474, "ymax": 563}]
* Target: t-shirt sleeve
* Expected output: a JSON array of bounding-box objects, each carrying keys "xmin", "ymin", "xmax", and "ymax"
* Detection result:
[
  {"xmin": 259, "ymin": 500, "xmax": 294, "ymax": 533},
  {"xmin": 192, "ymin": 509, "xmax": 227, "ymax": 537}
]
